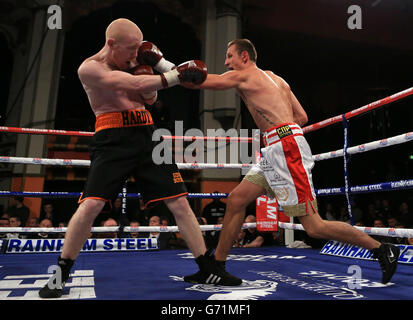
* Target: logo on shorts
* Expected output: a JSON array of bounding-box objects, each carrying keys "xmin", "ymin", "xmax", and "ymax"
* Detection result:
[
  {"xmin": 172, "ymin": 172, "xmax": 184, "ymax": 183},
  {"xmin": 274, "ymin": 187, "xmax": 289, "ymax": 201},
  {"xmin": 276, "ymin": 125, "xmax": 293, "ymax": 139}
]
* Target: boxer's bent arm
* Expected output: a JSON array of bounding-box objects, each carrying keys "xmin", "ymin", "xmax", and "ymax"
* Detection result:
[{"xmin": 78, "ymin": 61, "xmax": 164, "ymax": 93}]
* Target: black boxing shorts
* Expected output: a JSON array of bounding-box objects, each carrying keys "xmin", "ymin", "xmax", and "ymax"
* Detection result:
[{"xmin": 78, "ymin": 108, "xmax": 188, "ymax": 207}]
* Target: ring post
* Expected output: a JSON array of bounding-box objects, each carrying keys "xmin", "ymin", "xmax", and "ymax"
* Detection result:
[{"xmin": 342, "ymin": 114, "xmax": 354, "ymax": 225}]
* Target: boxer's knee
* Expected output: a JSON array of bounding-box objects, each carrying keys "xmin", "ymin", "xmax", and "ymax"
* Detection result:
[
  {"xmin": 227, "ymin": 190, "xmax": 249, "ymax": 212},
  {"xmin": 78, "ymin": 198, "xmax": 105, "ymax": 217},
  {"xmin": 300, "ymin": 216, "xmax": 327, "ymax": 239},
  {"xmin": 165, "ymin": 196, "xmax": 192, "ymax": 218}
]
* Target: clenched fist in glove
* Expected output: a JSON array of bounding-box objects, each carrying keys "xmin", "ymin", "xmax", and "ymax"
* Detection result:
[
  {"xmin": 137, "ymin": 41, "xmax": 176, "ymax": 73},
  {"xmin": 160, "ymin": 60, "xmax": 207, "ymax": 88}
]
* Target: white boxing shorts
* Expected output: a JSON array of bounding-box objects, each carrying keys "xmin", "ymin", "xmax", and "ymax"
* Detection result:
[{"xmin": 244, "ymin": 123, "xmax": 318, "ymax": 217}]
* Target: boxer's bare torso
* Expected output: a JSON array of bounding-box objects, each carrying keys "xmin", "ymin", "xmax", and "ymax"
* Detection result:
[
  {"xmin": 191, "ymin": 43, "xmax": 308, "ymax": 131},
  {"xmin": 235, "ymin": 66, "xmax": 296, "ymax": 131},
  {"xmin": 78, "ymin": 48, "xmax": 146, "ymax": 117}
]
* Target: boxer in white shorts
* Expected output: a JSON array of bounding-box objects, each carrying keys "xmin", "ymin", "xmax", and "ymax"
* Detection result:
[
  {"xmin": 245, "ymin": 123, "xmax": 318, "ymax": 217},
  {"xmin": 183, "ymin": 38, "xmax": 399, "ymax": 285}
]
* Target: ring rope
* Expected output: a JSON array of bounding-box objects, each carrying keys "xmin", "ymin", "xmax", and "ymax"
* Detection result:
[
  {"xmin": 2, "ymin": 222, "xmax": 413, "ymax": 238},
  {"xmin": 302, "ymin": 87, "xmax": 413, "ymax": 134},
  {"xmin": 314, "ymin": 131, "xmax": 413, "ymax": 161},
  {"xmin": 0, "ymin": 191, "xmax": 229, "ymax": 198},
  {"xmin": 161, "ymin": 135, "xmax": 253, "ymax": 142},
  {"xmin": 1, "ymin": 130, "xmax": 411, "ymax": 167},
  {"xmin": 1, "ymin": 179, "xmax": 413, "ymax": 198},
  {"xmin": 0, "ymin": 87, "xmax": 411, "ymax": 138},
  {"xmin": 0, "ymin": 156, "xmax": 253, "ymax": 169}
]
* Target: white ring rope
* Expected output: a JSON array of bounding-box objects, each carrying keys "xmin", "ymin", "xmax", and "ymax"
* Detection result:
[
  {"xmin": 0, "ymin": 156, "xmax": 252, "ymax": 169},
  {"xmin": 1, "ymin": 131, "xmax": 411, "ymax": 167},
  {"xmin": 2, "ymin": 222, "xmax": 413, "ymax": 238},
  {"xmin": 313, "ymin": 131, "xmax": 413, "ymax": 161}
]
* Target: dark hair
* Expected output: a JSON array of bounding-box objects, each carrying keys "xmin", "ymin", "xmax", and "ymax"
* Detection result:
[{"xmin": 228, "ymin": 39, "xmax": 257, "ymax": 62}]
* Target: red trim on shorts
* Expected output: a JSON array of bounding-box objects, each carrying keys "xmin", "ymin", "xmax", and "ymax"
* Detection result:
[
  {"xmin": 267, "ymin": 133, "xmax": 304, "ymax": 146},
  {"xmin": 144, "ymin": 192, "xmax": 189, "ymax": 208},
  {"xmin": 78, "ymin": 194, "xmax": 110, "ymax": 204},
  {"xmin": 281, "ymin": 137, "xmax": 314, "ymax": 214}
]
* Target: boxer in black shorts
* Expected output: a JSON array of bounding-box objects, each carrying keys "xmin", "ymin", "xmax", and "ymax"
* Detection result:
[
  {"xmin": 79, "ymin": 109, "xmax": 188, "ymax": 207},
  {"xmin": 39, "ymin": 18, "xmax": 239, "ymax": 299}
]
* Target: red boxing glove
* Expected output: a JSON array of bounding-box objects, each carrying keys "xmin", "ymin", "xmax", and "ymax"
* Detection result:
[
  {"xmin": 160, "ymin": 60, "xmax": 207, "ymax": 88},
  {"xmin": 137, "ymin": 41, "xmax": 176, "ymax": 72},
  {"xmin": 130, "ymin": 65, "xmax": 157, "ymax": 100}
]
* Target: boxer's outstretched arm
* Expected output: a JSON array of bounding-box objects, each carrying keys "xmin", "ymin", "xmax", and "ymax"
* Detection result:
[
  {"xmin": 182, "ymin": 71, "xmax": 245, "ymax": 90},
  {"xmin": 78, "ymin": 60, "xmax": 164, "ymax": 93}
]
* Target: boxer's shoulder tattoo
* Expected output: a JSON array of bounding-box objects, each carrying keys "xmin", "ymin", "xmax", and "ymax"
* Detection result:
[{"xmin": 255, "ymin": 108, "xmax": 276, "ymax": 126}]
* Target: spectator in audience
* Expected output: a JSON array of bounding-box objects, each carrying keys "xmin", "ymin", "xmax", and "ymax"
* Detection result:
[
  {"xmin": 372, "ymin": 218, "xmax": 390, "ymax": 243},
  {"xmin": 373, "ymin": 218, "xmax": 386, "ymax": 228},
  {"xmin": 0, "ymin": 216, "xmax": 9, "ymax": 239},
  {"xmin": 393, "ymin": 222, "xmax": 408, "ymax": 245},
  {"xmin": 7, "ymin": 215, "xmax": 23, "ymax": 239},
  {"xmin": 96, "ymin": 218, "xmax": 118, "ymax": 239},
  {"xmin": 241, "ymin": 215, "xmax": 274, "ymax": 247},
  {"xmin": 141, "ymin": 215, "xmax": 174, "ymax": 250},
  {"xmin": 35, "ymin": 218, "xmax": 58, "ymax": 239},
  {"xmin": 40, "ymin": 202, "xmax": 59, "ymax": 227},
  {"xmin": 109, "ymin": 197, "xmax": 123, "ymax": 221},
  {"xmin": 57, "ymin": 222, "xmax": 68, "ymax": 239},
  {"xmin": 8, "ymin": 196, "xmax": 30, "ymax": 227},
  {"xmin": 129, "ymin": 220, "xmax": 142, "ymax": 238},
  {"xmin": 0, "ymin": 216, "xmax": 9, "ymax": 227},
  {"xmin": 160, "ymin": 216, "xmax": 169, "ymax": 226},
  {"xmin": 387, "ymin": 216, "xmax": 398, "ymax": 228},
  {"xmin": 26, "ymin": 217, "xmax": 39, "ymax": 228},
  {"xmin": 407, "ymin": 236, "xmax": 413, "ymax": 246},
  {"xmin": 201, "ymin": 191, "xmax": 226, "ymax": 224}
]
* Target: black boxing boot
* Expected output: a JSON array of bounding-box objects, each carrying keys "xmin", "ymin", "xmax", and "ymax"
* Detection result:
[
  {"xmin": 183, "ymin": 249, "xmax": 242, "ymax": 286},
  {"xmin": 370, "ymin": 243, "xmax": 400, "ymax": 284},
  {"xmin": 39, "ymin": 256, "xmax": 74, "ymax": 298}
]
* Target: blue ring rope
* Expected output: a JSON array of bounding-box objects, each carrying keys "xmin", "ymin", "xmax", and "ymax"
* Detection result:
[{"xmin": 1, "ymin": 181, "xmax": 412, "ymax": 198}]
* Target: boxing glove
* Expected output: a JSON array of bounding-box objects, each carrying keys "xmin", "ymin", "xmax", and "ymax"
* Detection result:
[
  {"xmin": 130, "ymin": 65, "xmax": 157, "ymax": 100},
  {"xmin": 137, "ymin": 41, "xmax": 176, "ymax": 73},
  {"xmin": 160, "ymin": 60, "xmax": 207, "ymax": 88}
]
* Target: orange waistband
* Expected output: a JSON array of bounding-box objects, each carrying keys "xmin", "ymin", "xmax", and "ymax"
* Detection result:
[{"xmin": 95, "ymin": 109, "xmax": 154, "ymax": 133}]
